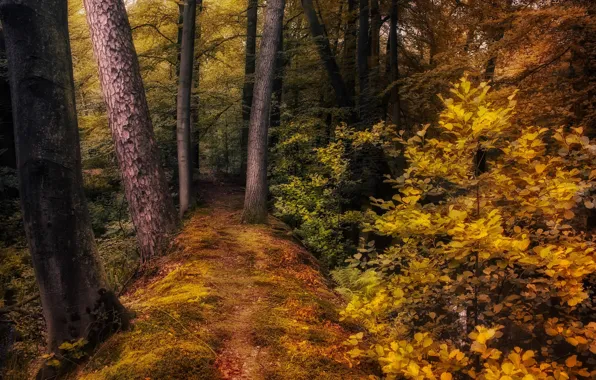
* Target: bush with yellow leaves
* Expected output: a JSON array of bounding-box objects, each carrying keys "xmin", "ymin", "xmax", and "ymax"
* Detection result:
[{"xmin": 336, "ymin": 77, "xmax": 596, "ymax": 379}]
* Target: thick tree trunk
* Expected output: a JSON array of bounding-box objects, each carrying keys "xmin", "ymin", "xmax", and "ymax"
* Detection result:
[
  {"xmin": 0, "ymin": 30, "xmax": 15, "ymax": 170},
  {"xmin": 83, "ymin": 0, "xmax": 178, "ymax": 263},
  {"xmin": 240, "ymin": 0, "xmax": 258, "ymax": 180},
  {"xmin": 0, "ymin": 0, "xmax": 128, "ymax": 359},
  {"xmin": 369, "ymin": 0, "xmax": 381, "ymax": 95},
  {"xmin": 191, "ymin": 0, "xmax": 203, "ymax": 170},
  {"xmin": 343, "ymin": 0, "xmax": 357, "ymax": 100},
  {"xmin": 357, "ymin": 0, "xmax": 369, "ymax": 113},
  {"xmin": 177, "ymin": 0, "xmax": 197, "ymax": 216},
  {"xmin": 243, "ymin": 0, "xmax": 285, "ymax": 224},
  {"xmin": 389, "ymin": 0, "xmax": 401, "ymax": 127},
  {"xmin": 269, "ymin": 25, "xmax": 285, "ymax": 150},
  {"xmin": 302, "ymin": 0, "xmax": 353, "ymax": 109}
]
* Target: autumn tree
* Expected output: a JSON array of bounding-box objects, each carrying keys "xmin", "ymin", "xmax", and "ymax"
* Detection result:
[
  {"xmin": 240, "ymin": 0, "xmax": 259, "ymax": 179},
  {"xmin": 243, "ymin": 0, "xmax": 285, "ymax": 223},
  {"xmin": 83, "ymin": 0, "xmax": 178, "ymax": 262},
  {"xmin": 0, "ymin": 0, "xmax": 128, "ymax": 365},
  {"xmin": 177, "ymin": 0, "xmax": 198, "ymax": 216}
]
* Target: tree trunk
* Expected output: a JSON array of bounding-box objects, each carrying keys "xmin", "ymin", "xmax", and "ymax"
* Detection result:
[
  {"xmin": 243, "ymin": 0, "xmax": 285, "ymax": 224},
  {"xmin": 240, "ymin": 0, "xmax": 258, "ymax": 180},
  {"xmin": 357, "ymin": 0, "xmax": 369, "ymax": 114},
  {"xmin": 302, "ymin": 0, "xmax": 353, "ymax": 109},
  {"xmin": 369, "ymin": 0, "xmax": 381, "ymax": 95},
  {"xmin": 177, "ymin": 0, "xmax": 197, "ymax": 217},
  {"xmin": 343, "ymin": 0, "xmax": 357, "ymax": 100},
  {"xmin": 191, "ymin": 1, "xmax": 203, "ymax": 170},
  {"xmin": 269, "ymin": 25, "xmax": 285, "ymax": 149},
  {"xmin": 389, "ymin": 0, "xmax": 401, "ymax": 127},
  {"xmin": 0, "ymin": 0, "xmax": 129, "ymax": 359},
  {"xmin": 83, "ymin": 0, "xmax": 178, "ymax": 263},
  {"xmin": 0, "ymin": 30, "xmax": 15, "ymax": 170}
]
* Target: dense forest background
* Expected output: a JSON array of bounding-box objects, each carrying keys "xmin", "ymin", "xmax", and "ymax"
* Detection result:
[{"xmin": 0, "ymin": 0, "xmax": 595, "ymax": 378}]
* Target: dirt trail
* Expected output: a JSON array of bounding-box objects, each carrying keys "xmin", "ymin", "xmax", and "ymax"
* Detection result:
[{"xmin": 77, "ymin": 182, "xmax": 367, "ymax": 380}]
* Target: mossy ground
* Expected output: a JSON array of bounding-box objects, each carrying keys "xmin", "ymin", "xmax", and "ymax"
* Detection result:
[{"xmin": 75, "ymin": 182, "xmax": 368, "ymax": 379}]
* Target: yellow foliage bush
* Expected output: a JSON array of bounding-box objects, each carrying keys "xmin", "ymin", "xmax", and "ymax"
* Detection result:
[{"xmin": 337, "ymin": 78, "xmax": 596, "ymax": 379}]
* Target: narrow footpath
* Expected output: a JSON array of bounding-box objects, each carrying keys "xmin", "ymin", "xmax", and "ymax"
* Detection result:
[{"xmin": 76, "ymin": 182, "xmax": 367, "ymax": 380}]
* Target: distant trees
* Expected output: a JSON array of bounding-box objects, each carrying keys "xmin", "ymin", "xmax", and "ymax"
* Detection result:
[
  {"xmin": 301, "ymin": 0, "xmax": 352, "ymax": 109},
  {"xmin": 177, "ymin": 0, "xmax": 198, "ymax": 216},
  {"xmin": 83, "ymin": 0, "xmax": 178, "ymax": 262},
  {"xmin": 240, "ymin": 0, "xmax": 259, "ymax": 180},
  {"xmin": 243, "ymin": 0, "xmax": 285, "ymax": 223},
  {"xmin": 0, "ymin": 0, "xmax": 128, "ymax": 362}
]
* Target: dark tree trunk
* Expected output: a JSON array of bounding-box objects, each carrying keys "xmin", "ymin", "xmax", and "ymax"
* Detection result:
[
  {"xmin": 302, "ymin": 0, "xmax": 353, "ymax": 109},
  {"xmin": 389, "ymin": 0, "xmax": 401, "ymax": 127},
  {"xmin": 177, "ymin": 0, "xmax": 197, "ymax": 216},
  {"xmin": 243, "ymin": 0, "xmax": 285, "ymax": 224},
  {"xmin": 0, "ymin": 30, "xmax": 15, "ymax": 170},
  {"xmin": 357, "ymin": 0, "xmax": 369, "ymax": 113},
  {"xmin": 176, "ymin": 3, "xmax": 184, "ymax": 75},
  {"xmin": 369, "ymin": 0, "xmax": 381, "ymax": 95},
  {"xmin": 240, "ymin": 0, "xmax": 258, "ymax": 180},
  {"xmin": 0, "ymin": 0, "xmax": 128, "ymax": 359},
  {"xmin": 83, "ymin": 0, "xmax": 178, "ymax": 263},
  {"xmin": 269, "ymin": 25, "xmax": 285, "ymax": 149},
  {"xmin": 191, "ymin": 0, "xmax": 203, "ymax": 170},
  {"xmin": 343, "ymin": 0, "xmax": 357, "ymax": 100}
]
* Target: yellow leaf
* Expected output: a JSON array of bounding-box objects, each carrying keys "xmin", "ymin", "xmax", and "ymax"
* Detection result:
[
  {"xmin": 564, "ymin": 210, "xmax": 575, "ymax": 220},
  {"xmin": 441, "ymin": 373, "xmax": 453, "ymax": 380},
  {"xmin": 566, "ymin": 337, "xmax": 579, "ymax": 346},
  {"xmin": 565, "ymin": 355, "xmax": 577, "ymax": 367},
  {"xmin": 535, "ymin": 164, "xmax": 547, "ymax": 174},
  {"xmin": 514, "ymin": 226, "xmax": 521, "ymax": 233}
]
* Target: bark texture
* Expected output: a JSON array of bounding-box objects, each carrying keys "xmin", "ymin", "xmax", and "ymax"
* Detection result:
[
  {"xmin": 389, "ymin": 0, "xmax": 401, "ymax": 127},
  {"xmin": 302, "ymin": 0, "xmax": 353, "ymax": 109},
  {"xmin": 343, "ymin": 0, "xmax": 357, "ymax": 100},
  {"xmin": 177, "ymin": 0, "xmax": 197, "ymax": 216},
  {"xmin": 0, "ymin": 0, "xmax": 128, "ymax": 357},
  {"xmin": 0, "ymin": 30, "xmax": 15, "ymax": 169},
  {"xmin": 83, "ymin": 0, "xmax": 178, "ymax": 262},
  {"xmin": 240, "ymin": 0, "xmax": 258, "ymax": 179},
  {"xmin": 243, "ymin": 0, "xmax": 285, "ymax": 224},
  {"xmin": 357, "ymin": 0, "xmax": 369, "ymax": 112}
]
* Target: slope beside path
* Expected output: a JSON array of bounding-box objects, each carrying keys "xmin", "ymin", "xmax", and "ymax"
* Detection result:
[{"xmin": 76, "ymin": 182, "xmax": 367, "ymax": 380}]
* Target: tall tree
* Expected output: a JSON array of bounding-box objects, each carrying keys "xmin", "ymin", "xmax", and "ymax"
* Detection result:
[
  {"xmin": 243, "ymin": 0, "xmax": 285, "ymax": 224},
  {"xmin": 177, "ymin": 0, "xmax": 198, "ymax": 216},
  {"xmin": 240, "ymin": 0, "xmax": 259, "ymax": 180},
  {"xmin": 302, "ymin": 0, "xmax": 353, "ymax": 109},
  {"xmin": 369, "ymin": 0, "xmax": 381, "ymax": 94},
  {"xmin": 343, "ymin": 0, "xmax": 358, "ymax": 100},
  {"xmin": 83, "ymin": 0, "xmax": 178, "ymax": 262},
  {"xmin": 0, "ymin": 29, "xmax": 15, "ymax": 169},
  {"xmin": 0, "ymin": 0, "xmax": 128, "ymax": 359},
  {"xmin": 389, "ymin": 0, "xmax": 401, "ymax": 127},
  {"xmin": 357, "ymin": 0, "xmax": 369, "ymax": 113}
]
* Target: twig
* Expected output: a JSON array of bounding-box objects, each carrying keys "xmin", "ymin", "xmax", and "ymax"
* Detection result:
[
  {"xmin": 0, "ymin": 293, "xmax": 39, "ymax": 314},
  {"xmin": 118, "ymin": 264, "xmax": 141, "ymax": 297}
]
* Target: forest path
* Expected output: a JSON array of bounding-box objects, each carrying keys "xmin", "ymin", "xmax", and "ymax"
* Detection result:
[{"xmin": 77, "ymin": 181, "xmax": 367, "ymax": 380}]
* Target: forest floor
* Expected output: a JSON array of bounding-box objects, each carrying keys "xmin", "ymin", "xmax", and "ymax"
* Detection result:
[{"xmin": 74, "ymin": 181, "xmax": 368, "ymax": 380}]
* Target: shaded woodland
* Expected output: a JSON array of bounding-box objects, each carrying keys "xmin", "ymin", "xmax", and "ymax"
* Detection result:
[{"xmin": 0, "ymin": 0, "xmax": 594, "ymax": 378}]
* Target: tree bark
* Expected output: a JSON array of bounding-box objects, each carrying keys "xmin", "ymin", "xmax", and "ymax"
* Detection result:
[
  {"xmin": 243, "ymin": 0, "xmax": 285, "ymax": 224},
  {"xmin": 269, "ymin": 25, "xmax": 285, "ymax": 149},
  {"xmin": 177, "ymin": 0, "xmax": 197, "ymax": 216},
  {"xmin": 357, "ymin": 0, "xmax": 369, "ymax": 113},
  {"xmin": 240, "ymin": 0, "xmax": 259, "ymax": 180},
  {"xmin": 389, "ymin": 0, "xmax": 401, "ymax": 127},
  {"xmin": 83, "ymin": 0, "xmax": 178, "ymax": 263},
  {"xmin": 0, "ymin": 0, "xmax": 128, "ymax": 358},
  {"xmin": 369, "ymin": 0, "xmax": 381, "ymax": 95},
  {"xmin": 343, "ymin": 0, "xmax": 357, "ymax": 100},
  {"xmin": 302, "ymin": 0, "xmax": 353, "ymax": 109},
  {"xmin": 0, "ymin": 30, "xmax": 15, "ymax": 170}
]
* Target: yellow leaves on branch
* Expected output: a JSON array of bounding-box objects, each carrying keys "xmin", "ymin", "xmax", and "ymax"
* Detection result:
[{"xmin": 339, "ymin": 77, "xmax": 596, "ymax": 380}]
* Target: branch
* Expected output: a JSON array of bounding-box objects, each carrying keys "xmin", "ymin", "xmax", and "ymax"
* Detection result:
[
  {"xmin": 0, "ymin": 293, "xmax": 39, "ymax": 314},
  {"xmin": 131, "ymin": 23, "xmax": 176, "ymax": 45},
  {"xmin": 501, "ymin": 47, "xmax": 571, "ymax": 85}
]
